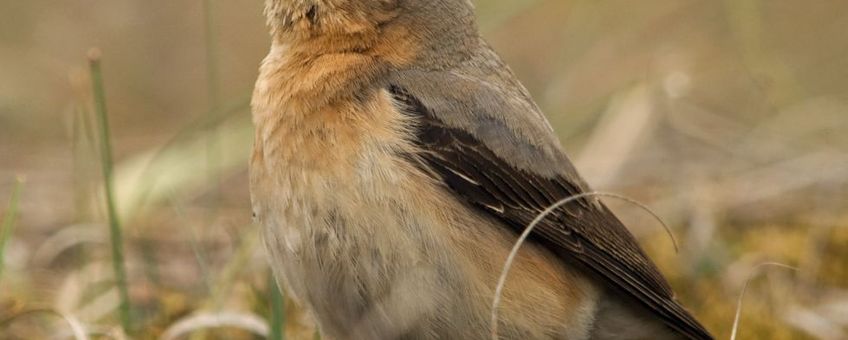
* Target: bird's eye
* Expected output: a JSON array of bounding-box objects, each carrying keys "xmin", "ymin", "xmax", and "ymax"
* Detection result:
[{"xmin": 306, "ymin": 5, "xmax": 317, "ymax": 24}]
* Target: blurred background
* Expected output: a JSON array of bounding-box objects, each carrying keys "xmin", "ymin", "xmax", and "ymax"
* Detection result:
[{"xmin": 1, "ymin": 0, "xmax": 847, "ymax": 339}]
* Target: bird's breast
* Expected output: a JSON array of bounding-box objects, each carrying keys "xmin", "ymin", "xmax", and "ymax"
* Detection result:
[
  {"xmin": 248, "ymin": 81, "xmax": 457, "ymax": 332},
  {"xmin": 248, "ymin": 49, "xmax": 602, "ymax": 339}
]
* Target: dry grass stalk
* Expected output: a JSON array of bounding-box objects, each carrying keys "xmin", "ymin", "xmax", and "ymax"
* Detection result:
[{"xmin": 490, "ymin": 192, "xmax": 678, "ymax": 340}]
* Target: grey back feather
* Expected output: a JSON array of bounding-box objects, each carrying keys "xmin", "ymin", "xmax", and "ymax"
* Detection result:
[{"xmin": 388, "ymin": 40, "xmax": 587, "ymax": 182}]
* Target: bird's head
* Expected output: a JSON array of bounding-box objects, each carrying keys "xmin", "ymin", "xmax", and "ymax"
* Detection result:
[
  {"xmin": 263, "ymin": 0, "xmax": 399, "ymax": 38},
  {"xmin": 263, "ymin": 0, "xmax": 478, "ymax": 60}
]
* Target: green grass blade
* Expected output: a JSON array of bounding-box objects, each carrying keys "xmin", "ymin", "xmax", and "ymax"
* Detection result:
[
  {"xmin": 203, "ymin": 0, "xmax": 222, "ymax": 203},
  {"xmin": 203, "ymin": 0, "xmax": 221, "ymax": 111},
  {"xmin": 88, "ymin": 49, "xmax": 133, "ymax": 334},
  {"xmin": 269, "ymin": 273, "xmax": 285, "ymax": 340},
  {"xmin": 0, "ymin": 177, "xmax": 25, "ymax": 281}
]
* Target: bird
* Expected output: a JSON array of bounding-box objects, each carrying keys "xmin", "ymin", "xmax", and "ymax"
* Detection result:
[{"xmin": 249, "ymin": 0, "xmax": 713, "ymax": 339}]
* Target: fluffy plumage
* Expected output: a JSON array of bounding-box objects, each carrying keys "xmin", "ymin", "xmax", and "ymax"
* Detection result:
[{"xmin": 250, "ymin": 0, "xmax": 713, "ymax": 339}]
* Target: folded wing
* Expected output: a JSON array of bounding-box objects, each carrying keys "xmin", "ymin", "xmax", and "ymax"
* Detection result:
[{"xmin": 388, "ymin": 83, "xmax": 712, "ymax": 340}]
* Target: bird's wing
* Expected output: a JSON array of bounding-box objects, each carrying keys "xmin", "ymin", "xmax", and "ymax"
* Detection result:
[{"xmin": 386, "ymin": 62, "xmax": 712, "ymax": 340}]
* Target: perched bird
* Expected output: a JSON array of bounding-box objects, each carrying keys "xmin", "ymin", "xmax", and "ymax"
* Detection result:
[{"xmin": 250, "ymin": 0, "xmax": 713, "ymax": 339}]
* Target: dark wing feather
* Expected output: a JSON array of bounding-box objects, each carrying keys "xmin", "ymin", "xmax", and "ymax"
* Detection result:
[{"xmin": 389, "ymin": 86, "xmax": 713, "ymax": 340}]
